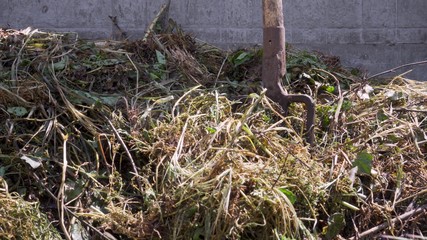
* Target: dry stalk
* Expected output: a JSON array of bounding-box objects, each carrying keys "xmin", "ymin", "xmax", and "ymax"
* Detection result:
[
  {"xmin": 106, "ymin": 118, "xmax": 144, "ymax": 193},
  {"xmin": 58, "ymin": 133, "xmax": 72, "ymax": 240},
  {"xmin": 367, "ymin": 60, "xmax": 427, "ymax": 80},
  {"xmin": 349, "ymin": 204, "xmax": 427, "ymax": 240},
  {"xmin": 31, "ymin": 173, "xmax": 111, "ymax": 240}
]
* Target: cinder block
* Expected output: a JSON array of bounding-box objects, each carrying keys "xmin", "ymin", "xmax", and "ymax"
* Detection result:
[
  {"xmin": 291, "ymin": 28, "xmax": 362, "ymax": 44},
  {"xmin": 244, "ymin": 28, "xmax": 263, "ymax": 45},
  {"xmin": 398, "ymin": 44, "xmax": 427, "ymax": 80},
  {"xmin": 362, "ymin": 0, "xmax": 396, "ymax": 28},
  {"xmin": 290, "ymin": 29, "xmax": 325, "ymax": 44},
  {"xmin": 325, "ymin": 29, "xmax": 362, "ymax": 44},
  {"xmin": 184, "ymin": 0, "xmax": 224, "ymax": 27},
  {"xmin": 146, "ymin": 0, "xmax": 169, "ymax": 25},
  {"xmin": 66, "ymin": 28, "xmax": 111, "ymax": 40},
  {"xmin": 196, "ymin": 27, "xmax": 262, "ymax": 49},
  {"xmin": 363, "ymin": 29, "xmax": 396, "ymax": 44},
  {"xmin": 123, "ymin": 29, "xmax": 146, "ymax": 40},
  {"xmin": 113, "ymin": 1, "xmax": 146, "ymax": 29},
  {"xmin": 396, "ymin": 28, "xmax": 427, "ymax": 44},
  {"xmin": 284, "ymin": 28, "xmax": 293, "ymax": 43},
  {"xmin": 1, "ymin": 0, "xmax": 45, "ymax": 28},
  {"xmin": 54, "ymin": 1, "xmax": 111, "ymax": 28},
  {"xmin": 220, "ymin": 28, "xmax": 247, "ymax": 44},
  {"xmin": 0, "ymin": 0, "xmax": 10, "ymax": 27},
  {"xmin": 169, "ymin": 0, "xmax": 188, "ymax": 25},
  {"xmin": 223, "ymin": 0, "xmax": 261, "ymax": 28},
  {"xmin": 397, "ymin": 0, "xmax": 427, "ymax": 28},
  {"xmin": 1, "ymin": 0, "xmax": 112, "ymax": 32},
  {"xmin": 184, "ymin": 27, "xmax": 223, "ymax": 45},
  {"xmin": 284, "ymin": 0, "xmax": 362, "ymax": 28}
]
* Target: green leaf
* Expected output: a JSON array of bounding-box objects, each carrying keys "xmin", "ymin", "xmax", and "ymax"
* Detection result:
[
  {"xmin": 278, "ymin": 188, "xmax": 296, "ymax": 204},
  {"xmin": 7, "ymin": 107, "xmax": 28, "ymax": 117},
  {"xmin": 324, "ymin": 213, "xmax": 346, "ymax": 240},
  {"xmin": 192, "ymin": 227, "xmax": 204, "ymax": 240},
  {"xmin": 155, "ymin": 50, "xmax": 166, "ymax": 65},
  {"xmin": 353, "ymin": 150, "xmax": 373, "ymax": 174},
  {"xmin": 65, "ymin": 179, "xmax": 85, "ymax": 202},
  {"xmin": 231, "ymin": 51, "xmax": 253, "ymax": 67},
  {"xmin": 98, "ymin": 96, "xmax": 120, "ymax": 106},
  {"xmin": 69, "ymin": 90, "xmax": 121, "ymax": 107},
  {"xmin": 97, "ymin": 58, "xmax": 121, "ymax": 66},
  {"xmin": 377, "ymin": 110, "xmax": 388, "ymax": 122},
  {"xmin": 342, "ymin": 100, "xmax": 353, "ymax": 111},
  {"xmin": 206, "ymin": 126, "xmax": 217, "ymax": 134},
  {"xmin": 325, "ymin": 85, "xmax": 335, "ymax": 93},
  {"xmin": 262, "ymin": 114, "xmax": 271, "ymax": 123},
  {"xmin": 149, "ymin": 72, "xmax": 160, "ymax": 80},
  {"xmin": 53, "ymin": 57, "xmax": 67, "ymax": 70}
]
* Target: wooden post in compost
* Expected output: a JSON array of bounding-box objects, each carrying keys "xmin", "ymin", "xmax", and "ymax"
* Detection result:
[{"xmin": 262, "ymin": 0, "xmax": 315, "ymax": 145}]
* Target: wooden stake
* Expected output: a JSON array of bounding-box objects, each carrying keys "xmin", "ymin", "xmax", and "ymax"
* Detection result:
[{"xmin": 262, "ymin": 0, "xmax": 315, "ymax": 145}]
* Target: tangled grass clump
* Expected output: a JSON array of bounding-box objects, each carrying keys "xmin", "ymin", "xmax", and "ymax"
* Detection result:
[{"xmin": 0, "ymin": 178, "xmax": 61, "ymax": 239}]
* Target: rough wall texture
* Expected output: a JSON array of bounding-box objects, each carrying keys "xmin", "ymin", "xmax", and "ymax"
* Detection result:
[{"xmin": 1, "ymin": 0, "xmax": 426, "ymax": 80}]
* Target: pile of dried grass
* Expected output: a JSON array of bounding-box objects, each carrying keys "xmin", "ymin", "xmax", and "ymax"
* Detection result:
[
  {"xmin": 0, "ymin": 25, "xmax": 426, "ymax": 240},
  {"xmin": 315, "ymin": 76, "xmax": 427, "ymax": 238},
  {"xmin": 0, "ymin": 178, "xmax": 61, "ymax": 239},
  {"xmin": 130, "ymin": 89, "xmax": 327, "ymax": 239}
]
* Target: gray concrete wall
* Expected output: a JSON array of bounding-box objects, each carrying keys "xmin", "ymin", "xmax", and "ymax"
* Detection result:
[{"xmin": 1, "ymin": 0, "xmax": 426, "ymax": 80}]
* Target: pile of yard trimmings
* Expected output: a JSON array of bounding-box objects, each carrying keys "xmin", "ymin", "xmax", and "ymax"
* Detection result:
[{"xmin": 0, "ymin": 26, "xmax": 426, "ymax": 239}]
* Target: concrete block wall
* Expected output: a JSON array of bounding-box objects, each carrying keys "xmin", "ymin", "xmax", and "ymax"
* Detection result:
[{"xmin": 1, "ymin": 0, "xmax": 426, "ymax": 80}]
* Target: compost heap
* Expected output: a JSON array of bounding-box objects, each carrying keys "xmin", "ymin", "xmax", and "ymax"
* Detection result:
[{"xmin": 0, "ymin": 26, "xmax": 426, "ymax": 240}]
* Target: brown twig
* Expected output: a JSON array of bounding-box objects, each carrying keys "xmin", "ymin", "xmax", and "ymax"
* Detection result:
[
  {"xmin": 403, "ymin": 234, "xmax": 427, "ymax": 240},
  {"xmin": 58, "ymin": 133, "xmax": 72, "ymax": 240},
  {"xmin": 109, "ymin": 15, "xmax": 127, "ymax": 40},
  {"xmin": 349, "ymin": 204, "xmax": 427, "ymax": 239},
  {"xmin": 32, "ymin": 173, "xmax": 111, "ymax": 240},
  {"xmin": 394, "ymin": 108, "xmax": 427, "ymax": 113},
  {"xmin": 106, "ymin": 118, "xmax": 144, "ymax": 193},
  {"xmin": 143, "ymin": 0, "xmax": 171, "ymax": 42},
  {"xmin": 367, "ymin": 60, "xmax": 427, "ymax": 80}
]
